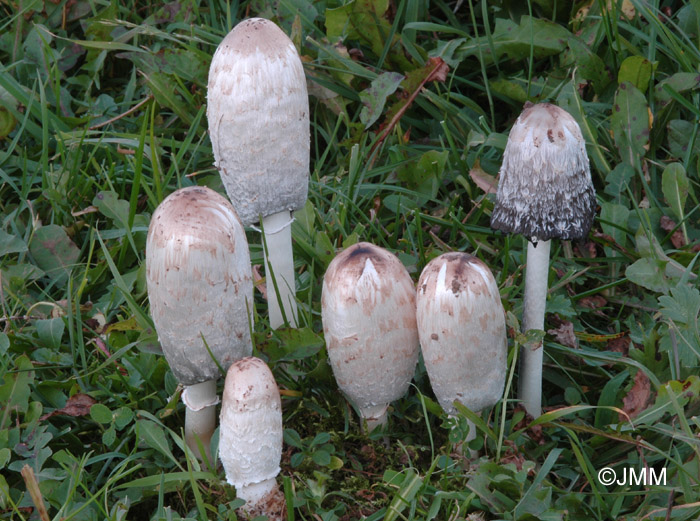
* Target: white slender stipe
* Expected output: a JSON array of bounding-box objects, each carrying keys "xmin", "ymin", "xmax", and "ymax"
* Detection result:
[
  {"xmin": 263, "ymin": 210, "xmax": 297, "ymax": 328},
  {"xmin": 519, "ymin": 240, "xmax": 551, "ymax": 417}
]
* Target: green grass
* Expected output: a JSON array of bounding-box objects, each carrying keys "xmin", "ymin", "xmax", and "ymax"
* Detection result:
[{"xmin": 1, "ymin": 0, "xmax": 700, "ymax": 520}]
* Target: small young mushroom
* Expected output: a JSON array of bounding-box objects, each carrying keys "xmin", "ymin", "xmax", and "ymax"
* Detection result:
[
  {"xmin": 146, "ymin": 186, "xmax": 253, "ymax": 460},
  {"xmin": 490, "ymin": 102, "xmax": 596, "ymax": 417},
  {"xmin": 207, "ymin": 18, "xmax": 309, "ymax": 329},
  {"xmin": 321, "ymin": 242, "xmax": 419, "ymax": 431},
  {"xmin": 219, "ymin": 357, "xmax": 285, "ymax": 520},
  {"xmin": 416, "ymin": 252, "xmax": 507, "ymax": 444}
]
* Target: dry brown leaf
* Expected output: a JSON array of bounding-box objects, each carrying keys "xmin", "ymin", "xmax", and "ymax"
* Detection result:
[
  {"xmin": 425, "ymin": 57, "xmax": 449, "ymax": 83},
  {"xmin": 469, "ymin": 159, "xmax": 498, "ymax": 194},
  {"xmin": 660, "ymin": 215, "xmax": 687, "ymax": 249},
  {"xmin": 252, "ymin": 264, "xmax": 268, "ymax": 300},
  {"xmin": 548, "ymin": 321, "xmax": 578, "ymax": 349},
  {"xmin": 40, "ymin": 393, "xmax": 96, "ymax": 421},
  {"xmin": 500, "ymin": 439, "xmax": 527, "ymax": 471},
  {"xmin": 512, "ymin": 405, "xmax": 545, "ymax": 445},
  {"xmin": 71, "ymin": 205, "xmax": 98, "ymax": 217},
  {"xmin": 575, "ymin": 241, "xmax": 597, "ymax": 258},
  {"xmin": 580, "ymin": 295, "xmax": 607, "ymax": 310},
  {"xmin": 619, "ymin": 370, "xmax": 651, "ymax": 421},
  {"xmin": 91, "ymin": 337, "xmax": 128, "ymax": 375},
  {"xmin": 607, "ymin": 335, "xmax": 630, "ymax": 357}
]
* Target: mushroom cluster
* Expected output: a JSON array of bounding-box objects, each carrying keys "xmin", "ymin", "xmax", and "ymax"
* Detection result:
[
  {"xmin": 491, "ymin": 101, "xmax": 596, "ymax": 417},
  {"xmin": 143, "ymin": 14, "xmax": 599, "ymax": 518}
]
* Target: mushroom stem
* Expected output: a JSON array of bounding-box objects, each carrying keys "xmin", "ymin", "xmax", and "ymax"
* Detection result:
[
  {"xmin": 262, "ymin": 210, "xmax": 297, "ymax": 329},
  {"xmin": 519, "ymin": 239, "xmax": 551, "ymax": 418},
  {"xmin": 465, "ymin": 418, "xmax": 477, "ymax": 444},
  {"xmin": 183, "ymin": 379, "xmax": 218, "ymax": 461},
  {"xmin": 239, "ymin": 479, "xmax": 285, "ymax": 521},
  {"xmin": 361, "ymin": 404, "xmax": 389, "ymax": 433}
]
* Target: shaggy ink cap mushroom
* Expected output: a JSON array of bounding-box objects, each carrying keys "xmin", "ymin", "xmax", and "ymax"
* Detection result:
[
  {"xmin": 207, "ymin": 17, "xmax": 309, "ymax": 226},
  {"xmin": 321, "ymin": 242, "xmax": 420, "ymax": 430},
  {"xmin": 490, "ymin": 102, "xmax": 597, "ymax": 418},
  {"xmin": 219, "ymin": 357, "xmax": 285, "ymax": 520},
  {"xmin": 416, "ymin": 252, "xmax": 507, "ymax": 417},
  {"xmin": 490, "ymin": 102, "xmax": 596, "ymax": 243},
  {"xmin": 146, "ymin": 186, "xmax": 253, "ymax": 459},
  {"xmin": 207, "ymin": 17, "xmax": 310, "ymax": 329},
  {"xmin": 146, "ymin": 186, "xmax": 253, "ymax": 385}
]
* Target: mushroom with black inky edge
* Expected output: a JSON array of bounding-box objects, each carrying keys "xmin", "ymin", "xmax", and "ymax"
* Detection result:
[
  {"xmin": 416, "ymin": 252, "xmax": 507, "ymax": 447},
  {"xmin": 219, "ymin": 357, "xmax": 285, "ymax": 520},
  {"xmin": 321, "ymin": 242, "xmax": 420, "ymax": 431},
  {"xmin": 207, "ymin": 18, "xmax": 309, "ymax": 329},
  {"xmin": 146, "ymin": 186, "xmax": 253, "ymax": 461},
  {"xmin": 490, "ymin": 102, "xmax": 596, "ymax": 418}
]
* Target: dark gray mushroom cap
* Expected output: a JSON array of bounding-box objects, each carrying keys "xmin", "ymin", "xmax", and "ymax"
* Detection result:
[{"xmin": 490, "ymin": 102, "xmax": 596, "ymax": 242}]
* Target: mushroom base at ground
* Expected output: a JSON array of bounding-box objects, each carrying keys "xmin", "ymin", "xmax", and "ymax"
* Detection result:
[
  {"xmin": 519, "ymin": 239, "xmax": 551, "ymax": 418},
  {"xmin": 237, "ymin": 479, "xmax": 286, "ymax": 521},
  {"xmin": 182, "ymin": 379, "xmax": 218, "ymax": 462},
  {"xmin": 262, "ymin": 210, "xmax": 298, "ymax": 329},
  {"xmin": 360, "ymin": 403, "xmax": 389, "ymax": 433}
]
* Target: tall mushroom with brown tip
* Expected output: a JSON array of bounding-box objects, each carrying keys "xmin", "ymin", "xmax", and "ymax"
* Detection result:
[
  {"xmin": 207, "ymin": 18, "xmax": 309, "ymax": 329},
  {"xmin": 219, "ymin": 357, "xmax": 285, "ymax": 521},
  {"xmin": 146, "ymin": 186, "xmax": 253, "ymax": 460},
  {"xmin": 491, "ymin": 102, "xmax": 596, "ymax": 417},
  {"xmin": 321, "ymin": 242, "xmax": 419, "ymax": 431},
  {"xmin": 416, "ymin": 252, "xmax": 507, "ymax": 444}
]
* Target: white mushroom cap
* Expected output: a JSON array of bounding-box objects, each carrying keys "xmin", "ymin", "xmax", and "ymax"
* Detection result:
[
  {"xmin": 416, "ymin": 252, "xmax": 507, "ymax": 415},
  {"xmin": 490, "ymin": 102, "xmax": 596, "ymax": 242},
  {"xmin": 207, "ymin": 18, "xmax": 309, "ymax": 226},
  {"xmin": 146, "ymin": 186, "xmax": 253, "ymax": 385},
  {"xmin": 321, "ymin": 242, "xmax": 419, "ymax": 424},
  {"xmin": 219, "ymin": 357, "xmax": 283, "ymax": 494}
]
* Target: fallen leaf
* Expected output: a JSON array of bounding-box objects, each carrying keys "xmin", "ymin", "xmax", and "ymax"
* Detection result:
[
  {"xmin": 425, "ymin": 56, "xmax": 449, "ymax": 83},
  {"xmin": 607, "ymin": 335, "xmax": 630, "ymax": 356},
  {"xmin": 660, "ymin": 215, "xmax": 686, "ymax": 249},
  {"xmin": 252, "ymin": 264, "xmax": 267, "ymax": 300},
  {"xmin": 575, "ymin": 241, "xmax": 597, "ymax": 258},
  {"xmin": 40, "ymin": 393, "xmax": 96, "ymax": 421},
  {"xmin": 580, "ymin": 295, "xmax": 607, "ymax": 310},
  {"xmin": 469, "ymin": 159, "xmax": 498, "ymax": 194},
  {"xmin": 512, "ymin": 405, "xmax": 545, "ymax": 445},
  {"xmin": 500, "ymin": 439, "xmax": 528, "ymax": 471},
  {"xmin": 548, "ymin": 321, "xmax": 578, "ymax": 349},
  {"xmin": 619, "ymin": 370, "xmax": 651, "ymax": 421},
  {"xmin": 71, "ymin": 205, "xmax": 98, "ymax": 217},
  {"xmin": 91, "ymin": 337, "xmax": 128, "ymax": 375}
]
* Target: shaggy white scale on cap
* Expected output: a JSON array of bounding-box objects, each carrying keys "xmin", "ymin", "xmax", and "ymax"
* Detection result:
[
  {"xmin": 321, "ymin": 242, "xmax": 419, "ymax": 429},
  {"xmin": 490, "ymin": 102, "xmax": 596, "ymax": 242},
  {"xmin": 416, "ymin": 252, "xmax": 506, "ymax": 416},
  {"xmin": 146, "ymin": 186, "xmax": 253, "ymax": 385},
  {"xmin": 220, "ymin": 357, "xmax": 285, "ymax": 520},
  {"xmin": 207, "ymin": 17, "xmax": 309, "ymax": 226}
]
